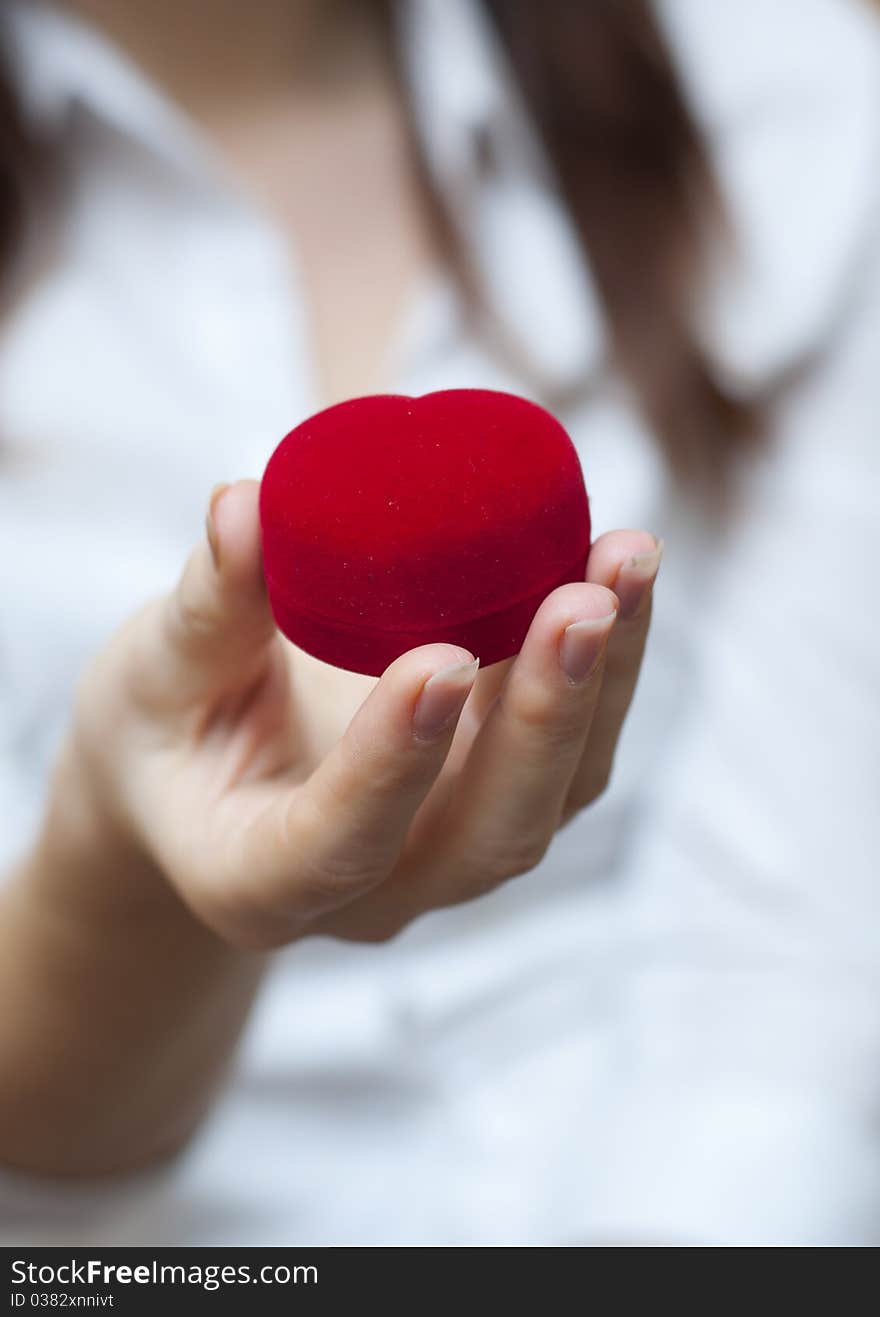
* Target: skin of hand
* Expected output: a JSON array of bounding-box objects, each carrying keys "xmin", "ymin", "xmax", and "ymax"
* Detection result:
[
  {"xmin": 74, "ymin": 479, "xmax": 663, "ymax": 948},
  {"xmin": 0, "ymin": 477, "xmax": 660, "ymax": 1175}
]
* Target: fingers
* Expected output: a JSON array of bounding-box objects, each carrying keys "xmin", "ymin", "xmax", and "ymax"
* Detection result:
[
  {"xmin": 426, "ymin": 581, "xmax": 619, "ymax": 900},
  {"xmin": 127, "ymin": 481, "xmax": 278, "ymax": 714},
  {"xmin": 562, "ymin": 530, "xmax": 663, "ymax": 818},
  {"xmin": 232, "ymin": 644, "xmax": 479, "ymax": 940}
]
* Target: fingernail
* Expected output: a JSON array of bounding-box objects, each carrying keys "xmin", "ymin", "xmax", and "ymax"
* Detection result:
[
  {"xmin": 559, "ymin": 611, "xmax": 617, "ymax": 683},
  {"xmin": 206, "ymin": 483, "xmax": 230, "ymax": 570},
  {"xmin": 613, "ymin": 537, "xmax": 664, "ymax": 620},
  {"xmin": 412, "ymin": 657, "xmax": 479, "ymax": 740}
]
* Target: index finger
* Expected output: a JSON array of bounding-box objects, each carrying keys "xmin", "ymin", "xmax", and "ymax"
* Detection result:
[{"xmin": 231, "ymin": 644, "xmax": 479, "ymax": 943}]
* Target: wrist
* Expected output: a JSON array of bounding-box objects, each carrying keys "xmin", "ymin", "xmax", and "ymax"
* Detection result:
[
  {"xmin": 3, "ymin": 740, "xmax": 265, "ymax": 1178},
  {"xmin": 29, "ymin": 732, "xmax": 179, "ymax": 923}
]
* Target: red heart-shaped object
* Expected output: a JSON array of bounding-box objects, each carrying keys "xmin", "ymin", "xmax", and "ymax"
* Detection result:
[{"xmin": 259, "ymin": 389, "xmax": 591, "ymax": 676}]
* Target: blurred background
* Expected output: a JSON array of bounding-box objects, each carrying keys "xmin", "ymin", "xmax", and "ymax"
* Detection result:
[{"xmin": 0, "ymin": 0, "xmax": 879, "ymax": 1247}]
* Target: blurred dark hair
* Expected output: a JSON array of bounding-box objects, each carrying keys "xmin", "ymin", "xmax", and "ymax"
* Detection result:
[
  {"xmin": 0, "ymin": 31, "xmax": 29, "ymax": 290},
  {"xmin": 482, "ymin": 0, "xmax": 755, "ymax": 487},
  {"xmin": 0, "ymin": 0, "xmax": 755, "ymax": 491},
  {"xmin": 393, "ymin": 0, "xmax": 757, "ymax": 492}
]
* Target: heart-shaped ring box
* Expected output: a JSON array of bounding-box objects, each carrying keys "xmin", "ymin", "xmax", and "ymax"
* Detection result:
[{"xmin": 259, "ymin": 389, "xmax": 591, "ymax": 676}]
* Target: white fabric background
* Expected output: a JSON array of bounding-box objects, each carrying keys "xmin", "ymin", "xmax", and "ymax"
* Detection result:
[{"xmin": 0, "ymin": 0, "xmax": 878, "ymax": 1244}]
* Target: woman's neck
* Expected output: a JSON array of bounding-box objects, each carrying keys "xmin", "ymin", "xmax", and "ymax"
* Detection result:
[
  {"xmin": 56, "ymin": 0, "xmax": 437, "ymax": 409},
  {"xmin": 58, "ymin": 0, "xmax": 387, "ymax": 123}
]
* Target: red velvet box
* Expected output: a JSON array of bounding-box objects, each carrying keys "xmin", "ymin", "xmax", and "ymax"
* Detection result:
[{"xmin": 259, "ymin": 389, "xmax": 591, "ymax": 676}]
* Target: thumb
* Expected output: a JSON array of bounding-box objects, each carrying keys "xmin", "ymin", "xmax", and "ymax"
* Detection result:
[{"xmin": 131, "ymin": 480, "xmax": 278, "ymax": 713}]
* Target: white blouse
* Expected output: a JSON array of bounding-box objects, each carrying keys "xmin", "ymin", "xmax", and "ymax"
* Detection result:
[{"xmin": 1, "ymin": 0, "xmax": 879, "ymax": 1245}]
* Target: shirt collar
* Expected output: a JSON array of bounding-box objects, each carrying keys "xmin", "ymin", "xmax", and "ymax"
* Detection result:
[
  {"xmin": 3, "ymin": 0, "xmax": 604, "ymax": 394},
  {"xmin": 4, "ymin": 0, "xmax": 229, "ymax": 183},
  {"xmin": 398, "ymin": 0, "xmax": 605, "ymax": 392}
]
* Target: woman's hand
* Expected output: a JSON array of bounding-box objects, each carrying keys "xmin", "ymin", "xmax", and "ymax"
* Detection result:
[
  {"xmin": 72, "ymin": 479, "xmax": 662, "ymax": 949},
  {"xmin": 0, "ymin": 477, "xmax": 660, "ymax": 1173}
]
